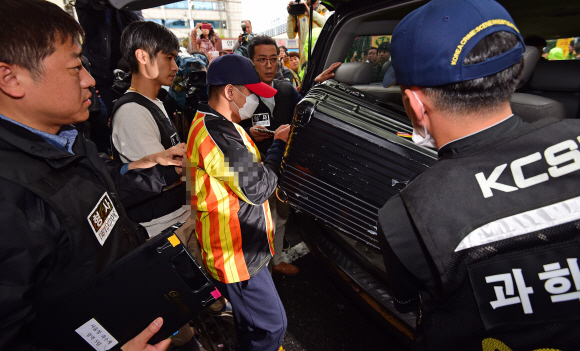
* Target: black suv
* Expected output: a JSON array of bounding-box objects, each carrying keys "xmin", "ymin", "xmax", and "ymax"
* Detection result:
[{"xmin": 280, "ymin": 0, "xmax": 580, "ymax": 343}]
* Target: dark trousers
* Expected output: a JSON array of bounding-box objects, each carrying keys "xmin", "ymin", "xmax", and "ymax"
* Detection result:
[{"xmin": 210, "ymin": 266, "xmax": 287, "ymax": 351}]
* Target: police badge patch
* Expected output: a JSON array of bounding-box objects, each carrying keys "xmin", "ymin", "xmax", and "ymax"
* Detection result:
[
  {"xmin": 252, "ymin": 113, "xmax": 271, "ymax": 127},
  {"xmin": 87, "ymin": 193, "xmax": 119, "ymax": 246},
  {"xmin": 170, "ymin": 132, "xmax": 181, "ymax": 146}
]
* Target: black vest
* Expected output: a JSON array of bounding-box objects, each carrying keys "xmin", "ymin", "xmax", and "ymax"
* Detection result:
[
  {"xmin": 111, "ymin": 93, "xmax": 185, "ymax": 223},
  {"xmin": 399, "ymin": 118, "xmax": 580, "ymax": 350},
  {"xmin": 240, "ymin": 80, "xmax": 296, "ymax": 157},
  {"xmin": 0, "ymin": 133, "xmax": 146, "ymax": 323}
]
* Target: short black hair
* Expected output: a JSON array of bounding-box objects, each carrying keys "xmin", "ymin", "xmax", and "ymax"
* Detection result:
[
  {"xmin": 288, "ymin": 51, "xmax": 300, "ymax": 59},
  {"xmin": 279, "ymin": 46, "xmax": 288, "ymax": 53},
  {"xmin": 378, "ymin": 42, "xmax": 391, "ymax": 53},
  {"xmin": 121, "ymin": 21, "xmax": 180, "ymax": 73},
  {"xmin": 248, "ymin": 35, "xmax": 279, "ymax": 60},
  {"xmin": 422, "ymin": 31, "xmax": 524, "ymax": 117},
  {"xmin": 208, "ymin": 84, "xmax": 244, "ymax": 100},
  {"xmin": 575, "ymin": 42, "xmax": 580, "ymax": 55},
  {"xmin": 0, "ymin": 0, "xmax": 84, "ymax": 81},
  {"xmin": 368, "ymin": 47, "xmax": 378, "ymax": 54}
]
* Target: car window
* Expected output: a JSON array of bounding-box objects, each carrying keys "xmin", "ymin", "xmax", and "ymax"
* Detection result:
[
  {"xmin": 542, "ymin": 37, "xmax": 579, "ymax": 60},
  {"xmin": 345, "ymin": 35, "xmax": 393, "ymax": 83}
]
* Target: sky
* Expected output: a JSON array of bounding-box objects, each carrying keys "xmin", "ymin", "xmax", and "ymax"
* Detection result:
[{"xmin": 241, "ymin": 0, "xmax": 290, "ymax": 33}]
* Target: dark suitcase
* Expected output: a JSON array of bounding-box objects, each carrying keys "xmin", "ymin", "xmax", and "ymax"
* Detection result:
[
  {"xmin": 278, "ymin": 80, "xmax": 437, "ymax": 249},
  {"xmin": 32, "ymin": 222, "xmax": 219, "ymax": 350}
]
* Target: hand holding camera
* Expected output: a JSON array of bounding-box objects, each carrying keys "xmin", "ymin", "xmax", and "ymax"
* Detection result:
[
  {"xmin": 239, "ymin": 21, "xmax": 249, "ymax": 43},
  {"xmin": 287, "ymin": 0, "xmax": 309, "ymax": 16}
]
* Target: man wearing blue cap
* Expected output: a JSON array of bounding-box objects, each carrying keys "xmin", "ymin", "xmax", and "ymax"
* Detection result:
[
  {"xmin": 186, "ymin": 54, "xmax": 290, "ymax": 350},
  {"xmin": 378, "ymin": 0, "xmax": 580, "ymax": 349}
]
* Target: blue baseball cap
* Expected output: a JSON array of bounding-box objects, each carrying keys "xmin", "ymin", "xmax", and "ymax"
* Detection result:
[
  {"xmin": 207, "ymin": 54, "xmax": 277, "ymax": 98},
  {"xmin": 383, "ymin": 0, "xmax": 525, "ymax": 87}
]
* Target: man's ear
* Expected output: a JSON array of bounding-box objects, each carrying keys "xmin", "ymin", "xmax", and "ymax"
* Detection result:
[
  {"xmin": 403, "ymin": 88, "xmax": 428, "ymax": 128},
  {"xmin": 224, "ymin": 84, "xmax": 235, "ymax": 102},
  {"xmin": 135, "ymin": 48, "xmax": 149, "ymax": 65},
  {"xmin": 0, "ymin": 63, "xmax": 26, "ymax": 98},
  {"xmin": 135, "ymin": 49, "xmax": 159, "ymax": 79}
]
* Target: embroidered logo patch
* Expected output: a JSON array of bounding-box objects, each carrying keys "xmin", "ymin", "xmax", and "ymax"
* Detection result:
[{"xmin": 87, "ymin": 193, "xmax": 119, "ymax": 246}]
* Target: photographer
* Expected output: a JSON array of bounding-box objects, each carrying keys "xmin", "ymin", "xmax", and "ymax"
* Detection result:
[
  {"xmin": 233, "ymin": 20, "xmax": 255, "ymax": 57},
  {"xmin": 189, "ymin": 22, "xmax": 222, "ymax": 55},
  {"xmin": 165, "ymin": 51, "xmax": 209, "ymax": 140},
  {"xmin": 286, "ymin": 0, "xmax": 329, "ymax": 64}
]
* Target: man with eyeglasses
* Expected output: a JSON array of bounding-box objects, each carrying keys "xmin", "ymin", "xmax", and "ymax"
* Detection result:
[
  {"xmin": 242, "ymin": 35, "xmax": 341, "ymax": 276},
  {"xmin": 244, "ymin": 35, "xmax": 303, "ymax": 276}
]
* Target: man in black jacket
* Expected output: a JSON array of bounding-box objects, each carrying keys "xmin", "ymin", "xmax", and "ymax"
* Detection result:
[
  {"xmin": 378, "ymin": 0, "xmax": 580, "ymax": 349},
  {"xmin": 243, "ymin": 36, "xmax": 302, "ymax": 275},
  {"xmin": 0, "ymin": 1, "xmax": 184, "ymax": 350},
  {"xmin": 242, "ymin": 35, "xmax": 342, "ymax": 275}
]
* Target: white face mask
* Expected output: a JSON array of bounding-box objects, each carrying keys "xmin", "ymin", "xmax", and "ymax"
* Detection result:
[
  {"xmin": 232, "ymin": 87, "xmax": 260, "ymax": 120},
  {"xmin": 410, "ymin": 91, "xmax": 437, "ymax": 149}
]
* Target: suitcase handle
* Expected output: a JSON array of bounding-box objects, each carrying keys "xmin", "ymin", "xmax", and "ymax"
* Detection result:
[
  {"xmin": 295, "ymin": 100, "xmax": 316, "ymax": 125},
  {"xmin": 171, "ymin": 249, "xmax": 215, "ymax": 296},
  {"xmin": 276, "ymin": 187, "xmax": 288, "ymax": 203},
  {"xmin": 191, "ymin": 281, "xmax": 212, "ymax": 294}
]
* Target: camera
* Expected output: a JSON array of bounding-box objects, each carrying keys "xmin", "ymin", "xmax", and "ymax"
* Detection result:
[
  {"xmin": 187, "ymin": 70, "xmax": 207, "ymax": 91},
  {"xmin": 111, "ymin": 69, "xmax": 132, "ymax": 97},
  {"xmin": 241, "ymin": 21, "xmax": 247, "ymax": 33},
  {"xmin": 288, "ymin": 0, "xmax": 306, "ymax": 15}
]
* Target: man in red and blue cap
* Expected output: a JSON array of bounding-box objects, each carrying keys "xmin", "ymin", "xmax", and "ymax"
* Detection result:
[
  {"xmin": 186, "ymin": 54, "xmax": 290, "ymax": 350},
  {"xmin": 378, "ymin": 0, "xmax": 580, "ymax": 349}
]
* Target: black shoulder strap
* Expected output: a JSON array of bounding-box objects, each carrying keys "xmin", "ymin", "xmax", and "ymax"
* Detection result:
[
  {"xmin": 0, "ymin": 148, "xmax": 76, "ymax": 204},
  {"xmin": 110, "ymin": 92, "xmax": 170, "ymax": 162},
  {"xmin": 111, "ymin": 92, "xmax": 168, "ymax": 127}
]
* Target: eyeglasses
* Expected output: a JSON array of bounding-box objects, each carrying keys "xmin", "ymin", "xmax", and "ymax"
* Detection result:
[{"xmin": 253, "ymin": 58, "xmax": 279, "ymax": 66}]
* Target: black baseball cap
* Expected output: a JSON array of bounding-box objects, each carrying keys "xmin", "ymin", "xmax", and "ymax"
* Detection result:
[
  {"xmin": 383, "ymin": 0, "xmax": 525, "ymax": 87},
  {"xmin": 207, "ymin": 54, "xmax": 277, "ymax": 98}
]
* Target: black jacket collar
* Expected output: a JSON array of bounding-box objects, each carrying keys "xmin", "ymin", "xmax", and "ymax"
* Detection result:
[
  {"xmin": 0, "ymin": 118, "xmax": 82, "ymax": 168},
  {"xmin": 438, "ymin": 115, "xmax": 523, "ymax": 158}
]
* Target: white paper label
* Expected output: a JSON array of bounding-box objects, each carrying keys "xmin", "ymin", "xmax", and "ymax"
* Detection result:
[
  {"xmin": 223, "ymin": 39, "xmax": 237, "ymax": 50},
  {"xmin": 252, "ymin": 113, "xmax": 271, "ymax": 127},
  {"xmin": 87, "ymin": 193, "xmax": 119, "ymax": 246},
  {"xmin": 75, "ymin": 318, "xmax": 118, "ymax": 351}
]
